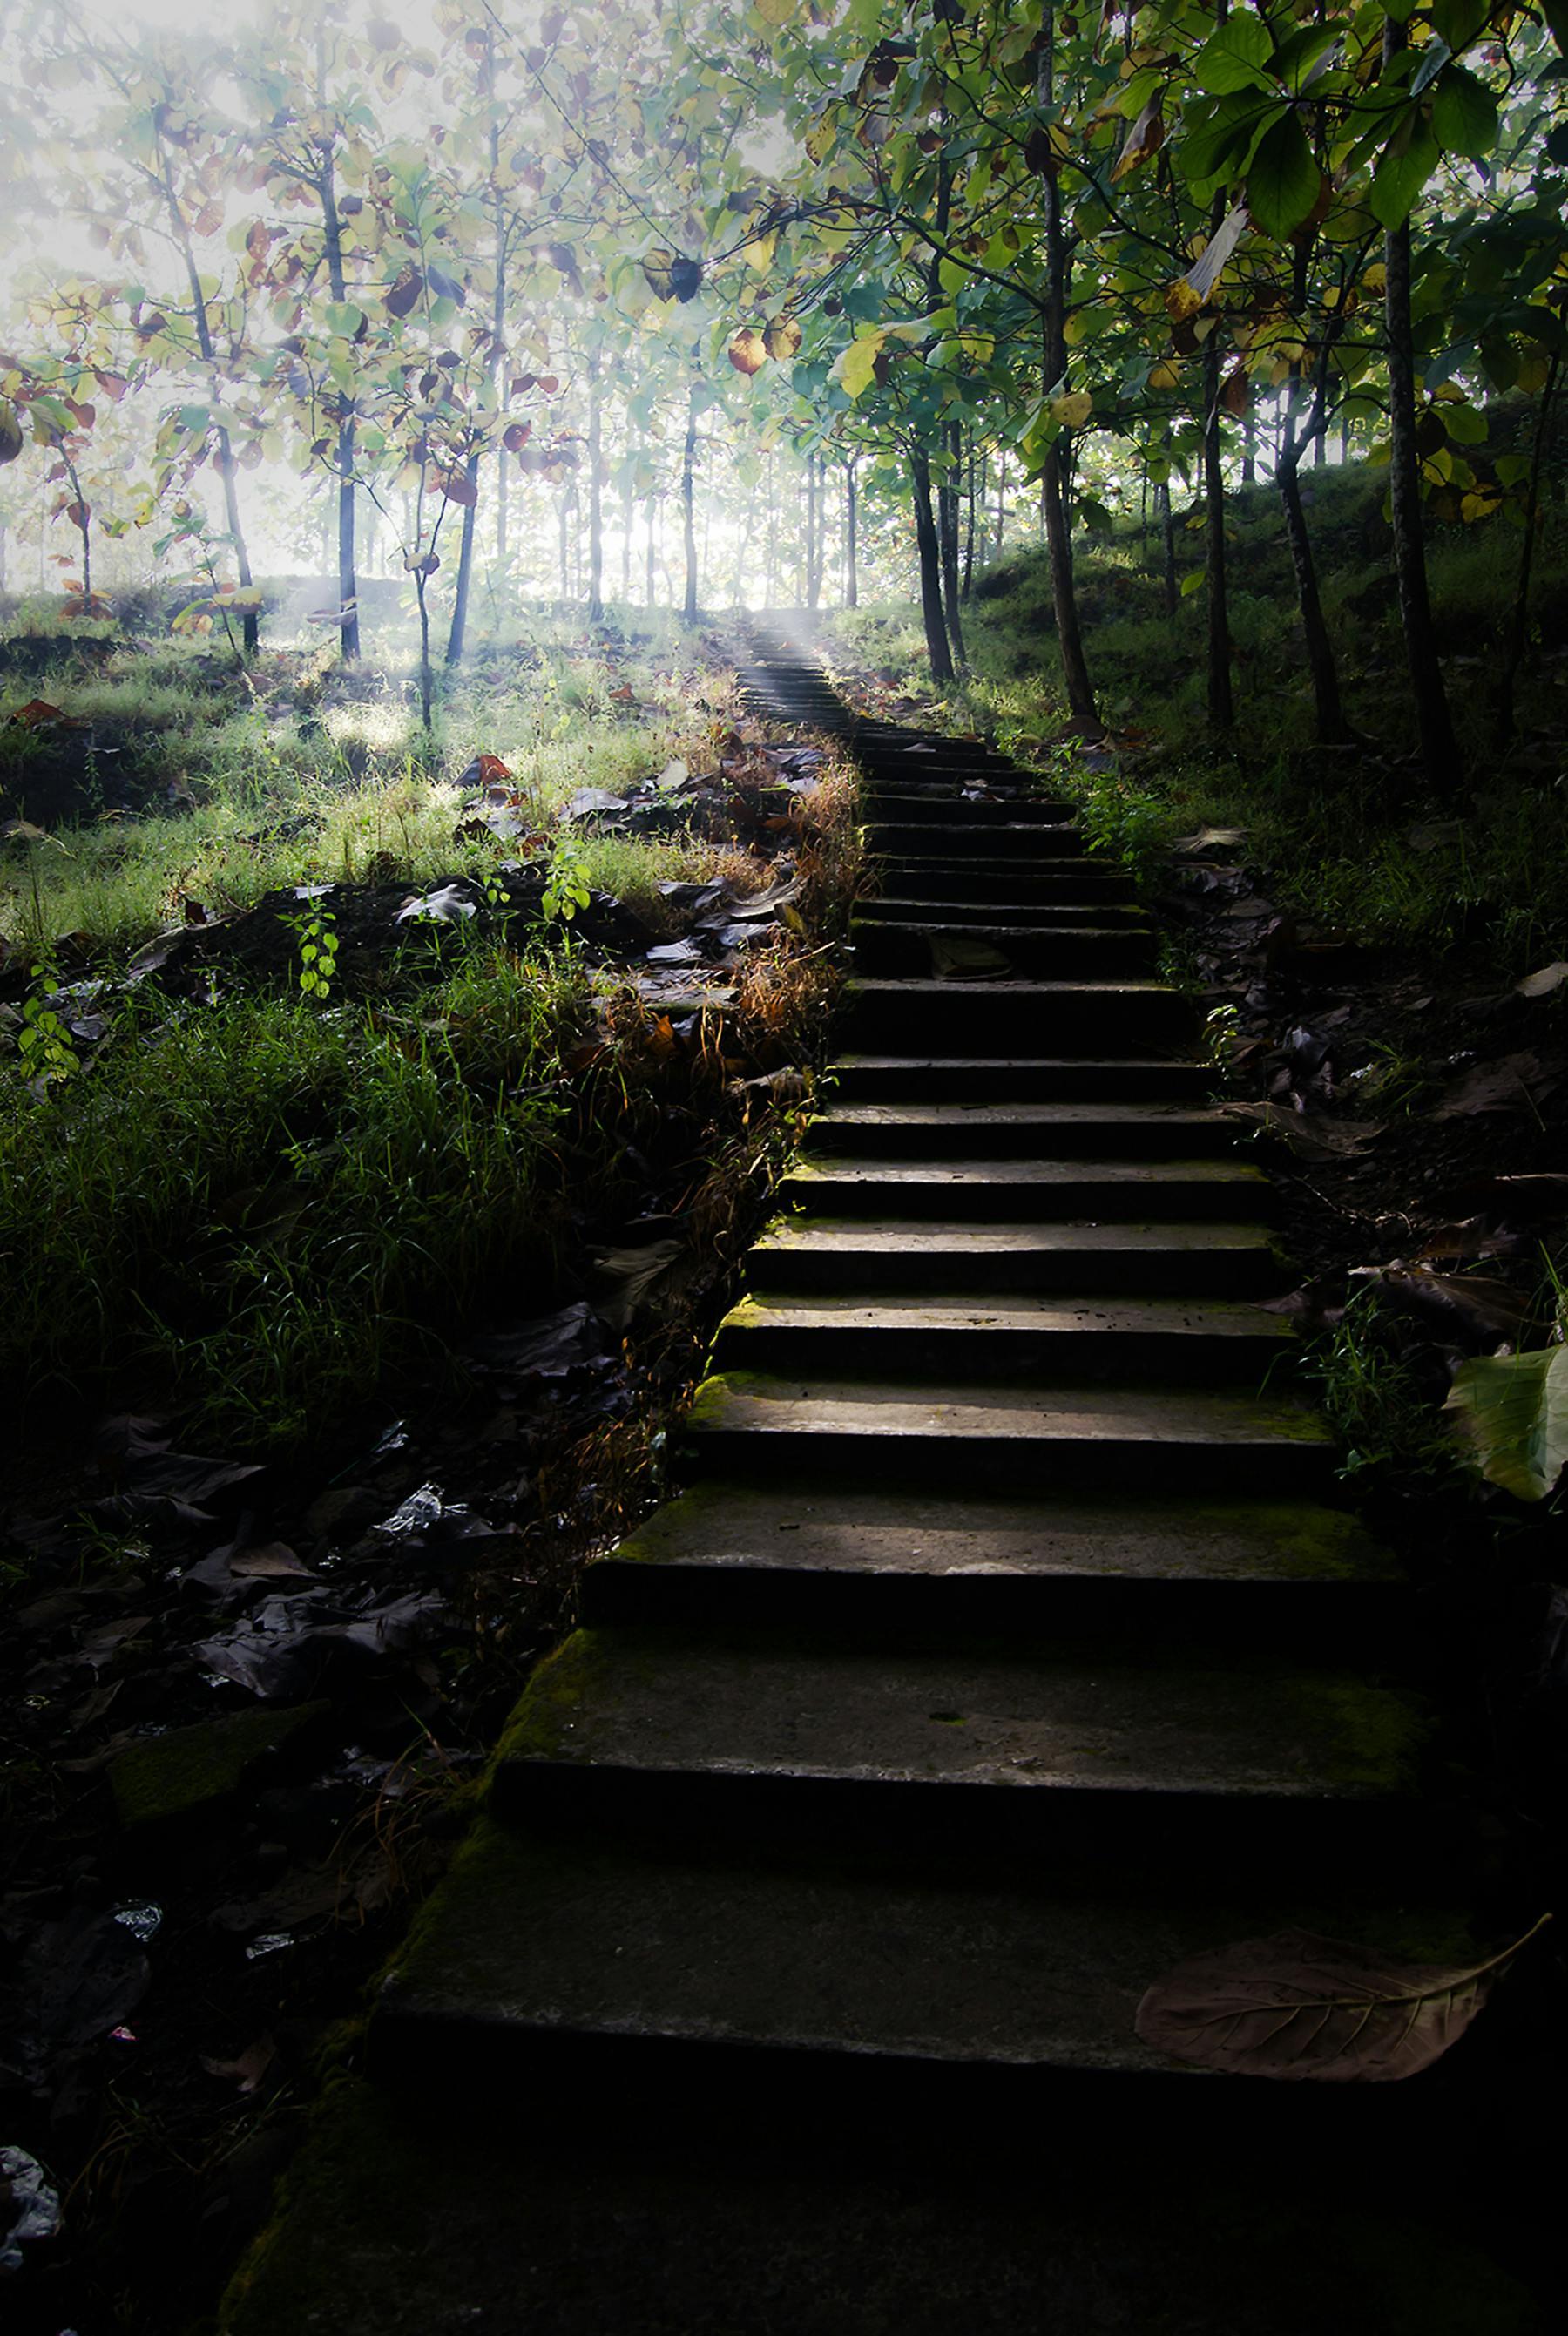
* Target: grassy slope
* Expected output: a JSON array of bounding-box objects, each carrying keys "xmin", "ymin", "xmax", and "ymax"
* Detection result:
[
  {"xmin": 829, "ymin": 454, "xmax": 1568, "ymax": 978},
  {"xmin": 0, "ymin": 613, "xmax": 848, "ymax": 1456}
]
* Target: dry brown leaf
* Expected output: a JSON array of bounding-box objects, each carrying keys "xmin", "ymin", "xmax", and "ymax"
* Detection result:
[{"xmin": 1136, "ymin": 1916, "xmax": 1549, "ymax": 2082}]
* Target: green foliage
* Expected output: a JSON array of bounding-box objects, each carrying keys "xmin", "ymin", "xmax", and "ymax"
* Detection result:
[
  {"xmin": 1445, "ymin": 1342, "xmax": 1568, "ymax": 1501},
  {"xmin": 285, "ymin": 905, "xmax": 339, "ymax": 1004},
  {"xmin": 0, "ymin": 951, "xmax": 590, "ymax": 1448},
  {"xmin": 15, "ymin": 958, "xmax": 78, "ymax": 1084},
  {"xmin": 541, "ymin": 834, "xmax": 593, "ymax": 926}
]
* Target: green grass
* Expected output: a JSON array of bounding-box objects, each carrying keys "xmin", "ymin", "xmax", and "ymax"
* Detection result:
[
  {"xmin": 0, "ymin": 947, "xmax": 591, "ymax": 1449},
  {"xmin": 824, "ymin": 452, "xmax": 1568, "ymax": 978},
  {"xmin": 0, "ymin": 619, "xmax": 740, "ymax": 957}
]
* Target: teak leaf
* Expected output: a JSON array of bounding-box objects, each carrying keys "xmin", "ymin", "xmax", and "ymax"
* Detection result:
[{"xmin": 1136, "ymin": 1917, "xmax": 1550, "ymax": 2082}]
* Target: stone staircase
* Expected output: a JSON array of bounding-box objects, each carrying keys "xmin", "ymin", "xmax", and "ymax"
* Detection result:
[{"xmin": 221, "ymin": 629, "xmax": 1533, "ymax": 2336}]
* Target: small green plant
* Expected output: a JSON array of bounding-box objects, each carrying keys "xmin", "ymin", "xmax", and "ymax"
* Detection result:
[
  {"xmin": 542, "ymin": 834, "xmax": 592, "ymax": 925},
  {"xmin": 1301, "ymin": 1289, "xmax": 1463, "ymax": 1488},
  {"xmin": 284, "ymin": 905, "xmax": 339, "ymax": 1004},
  {"xmin": 16, "ymin": 960, "xmax": 78, "ymax": 1085}
]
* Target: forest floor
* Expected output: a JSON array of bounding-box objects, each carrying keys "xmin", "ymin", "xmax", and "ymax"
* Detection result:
[
  {"xmin": 0, "ymin": 613, "xmax": 859, "ymax": 2333},
  {"xmin": 4, "ymin": 507, "xmax": 1568, "ymax": 2326}
]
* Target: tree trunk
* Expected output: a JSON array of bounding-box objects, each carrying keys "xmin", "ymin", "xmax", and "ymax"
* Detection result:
[
  {"xmin": 845, "ymin": 457, "xmax": 858, "ymax": 609},
  {"xmin": 445, "ymin": 457, "xmax": 481, "ymax": 666},
  {"xmin": 939, "ymin": 423, "xmax": 966, "ymax": 667},
  {"xmin": 962, "ymin": 435, "xmax": 978, "ymax": 598},
  {"xmin": 645, "ymin": 495, "xmax": 657, "ymax": 608},
  {"xmin": 994, "ymin": 453, "xmax": 1005, "ymax": 561},
  {"xmin": 805, "ymin": 452, "xmax": 819, "ymax": 609},
  {"xmin": 1037, "ymin": 13, "xmax": 1097, "ymax": 726},
  {"xmin": 317, "ymin": 159, "xmax": 360, "ymax": 661},
  {"xmin": 1156, "ymin": 479, "xmax": 1177, "ymax": 619},
  {"xmin": 681, "ymin": 386, "xmax": 699, "ymax": 624},
  {"xmin": 1241, "ymin": 410, "xmax": 1256, "ymax": 486},
  {"xmin": 587, "ymin": 349, "xmax": 604, "ymax": 623},
  {"xmin": 1202, "ymin": 334, "xmax": 1233, "ymax": 729},
  {"xmin": 164, "ymin": 148, "xmax": 260, "ymax": 657},
  {"xmin": 1497, "ymin": 349, "xmax": 1560, "ymax": 746},
  {"xmin": 1277, "ymin": 441, "xmax": 1349, "ymax": 744},
  {"xmin": 909, "ymin": 448, "xmax": 954, "ymax": 683},
  {"xmin": 1382, "ymin": 18, "xmax": 1459, "ymax": 790},
  {"xmin": 414, "ymin": 567, "xmax": 433, "ymax": 732}
]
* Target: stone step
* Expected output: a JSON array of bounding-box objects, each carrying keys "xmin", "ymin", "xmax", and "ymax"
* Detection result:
[
  {"xmin": 779, "ymin": 1156, "xmax": 1274, "ymax": 1222},
  {"xmin": 369, "ymin": 1819, "xmax": 1474, "ymax": 2129},
  {"xmin": 711, "ymin": 1291, "xmax": 1288, "ymax": 1383},
  {"xmin": 858, "ymin": 792, "xmax": 1076, "ymax": 825},
  {"xmin": 856, "ymin": 897, "xmax": 1152, "ymax": 930},
  {"xmin": 684, "ymin": 1372, "xmax": 1332, "ymax": 1494},
  {"xmin": 850, "ymin": 921, "xmax": 1158, "ymax": 980},
  {"xmin": 842, "ymin": 978, "xmax": 1193, "ymax": 1053},
  {"xmin": 869, "ymin": 863, "xmax": 1137, "ymax": 904},
  {"xmin": 868, "ymin": 822, "xmax": 1088, "ymax": 858},
  {"xmin": 747, "ymin": 1216, "xmax": 1283, "ymax": 1297},
  {"xmin": 581, "ymin": 1482, "xmax": 1404, "ymax": 1646},
  {"xmin": 828, "ymin": 1054, "xmax": 1207, "ymax": 1103},
  {"xmin": 806, "ymin": 1102, "xmax": 1235, "ymax": 1161},
  {"xmin": 490, "ymin": 1628, "xmax": 1428, "ymax": 1868}
]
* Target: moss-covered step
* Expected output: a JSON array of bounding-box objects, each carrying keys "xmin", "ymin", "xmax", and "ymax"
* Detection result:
[
  {"xmin": 866, "ymin": 821, "xmax": 1089, "ymax": 859},
  {"xmin": 779, "ymin": 1153, "xmax": 1274, "ymax": 1222},
  {"xmin": 220, "ymin": 2070, "xmax": 1543, "ymax": 2336},
  {"xmin": 825, "ymin": 1053, "xmax": 1206, "ymax": 1104},
  {"xmin": 855, "ymin": 895, "xmax": 1153, "ymax": 928},
  {"xmin": 804, "ymin": 1100, "xmax": 1237, "ymax": 1160},
  {"xmin": 747, "ymin": 1215, "xmax": 1283, "ymax": 1297},
  {"xmin": 865, "ymin": 862, "xmax": 1139, "ymax": 904},
  {"xmin": 683, "ymin": 1373, "xmax": 1333, "ymax": 1495},
  {"xmin": 842, "ymin": 976, "xmax": 1193, "ymax": 1053},
  {"xmin": 488, "ymin": 1625, "xmax": 1429, "ymax": 1872},
  {"xmin": 710, "ymin": 1290, "xmax": 1291, "ymax": 1384},
  {"xmin": 360, "ymin": 1818, "xmax": 1491, "ymax": 2128},
  {"xmin": 583, "ymin": 1482, "xmax": 1401, "ymax": 1633},
  {"xmin": 851, "ymin": 919, "xmax": 1158, "ymax": 979}
]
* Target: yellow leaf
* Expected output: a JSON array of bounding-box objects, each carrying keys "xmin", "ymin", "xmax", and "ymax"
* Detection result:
[
  {"xmin": 804, "ymin": 113, "xmax": 836, "ymax": 165},
  {"xmin": 1149, "ymin": 360, "xmax": 1181, "ymax": 391},
  {"xmin": 1166, "ymin": 278, "xmax": 1202, "ymax": 325},
  {"xmin": 762, "ymin": 315, "xmax": 802, "ymax": 360},
  {"xmin": 1460, "ymin": 489, "xmax": 1502, "ymax": 522},
  {"xmin": 743, "ymin": 231, "xmax": 777, "ymax": 275},
  {"xmin": 727, "ymin": 328, "xmax": 767, "ymax": 377},
  {"xmin": 1051, "ymin": 389, "xmax": 1092, "ymax": 429},
  {"xmin": 834, "ymin": 332, "xmax": 885, "ymax": 399},
  {"xmin": 1361, "ymin": 262, "xmax": 1387, "ymax": 295},
  {"xmin": 755, "ymin": 0, "xmax": 794, "ymax": 19}
]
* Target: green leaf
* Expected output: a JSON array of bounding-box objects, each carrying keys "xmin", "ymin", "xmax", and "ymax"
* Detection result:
[
  {"xmin": 1246, "ymin": 112, "xmax": 1322, "ymax": 239},
  {"xmin": 1431, "ymin": 0, "xmax": 1492, "ymax": 51},
  {"xmin": 1177, "ymin": 91, "xmax": 1278, "ymax": 186},
  {"xmin": 1445, "ymin": 1344, "xmax": 1568, "ymax": 1501},
  {"xmin": 1431, "ymin": 64, "xmax": 1497, "ymax": 159},
  {"xmin": 1269, "ymin": 24, "xmax": 1342, "ymax": 94},
  {"xmin": 1193, "ymin": 10, "xmax": 1275, "ymax": 96},
  {"xmin": 835, "ymin": 332, "xmax": 883, "ymax": 399},
  {"xmin": 1369, "ymin": 119, "xmax": 1440, "ymax": 230}
]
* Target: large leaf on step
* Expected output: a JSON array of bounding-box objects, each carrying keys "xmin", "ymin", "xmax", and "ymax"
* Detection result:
[
  {"xmin": 1445, "ymin": 1344, "xmax": 1568, "ymax": 1500},
  {"xmin": 1136, "ymin": 1917, "xmax": 1548, "ymax": 2082}
]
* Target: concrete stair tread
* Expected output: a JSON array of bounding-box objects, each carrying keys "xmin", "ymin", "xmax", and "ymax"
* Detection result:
[
  {"xmin": 497, "ymin": 1628, "xmax": 1423, "ymax": 1804},
  {"xmin": 375, "ymin": 1817, "xmax": 1466, "ymax": 2084},
  {"xmin": 784, "ymin": 1156, "xmax": 1267, "ymax": 1188},
  {"xmin": 687, "ymin": 1372, "xmax": 1330, "ymax": 1448},
  {"xmin": 814, "ymin": 1101, "xmax": 1225, "ymax": 1133},
  {"xmin": 719, "ymin": 1290, "xmax": 1289, "ymax": 1340},
  {"xmin": 754, "ymin": 1216, "xmax": 1275, "ymax": 1258},
  {"xmin": 597, "ymin": 1480, "xmax": 1401, "ymax": 1588}
]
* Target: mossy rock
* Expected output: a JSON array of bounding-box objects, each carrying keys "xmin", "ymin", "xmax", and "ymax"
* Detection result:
[{"xmin": 109, "ymin": 1699, "xmax": 330, "ymax": 1828}]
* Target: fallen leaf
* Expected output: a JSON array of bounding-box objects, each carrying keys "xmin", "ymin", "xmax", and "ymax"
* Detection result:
[
  {"xmin": 1516, "ymin": 961, "xmax": 1568, "ymax": 999},
  {"xmin": 1220, "ymin": 1101, "xmax": 1382, "ymax": 1159},
  {"xmin": 228, "ymin": 1543, "xmax": 314, "ymax": 1580},
  {"xmin": 1434, "ymin": 1052, "xmax": 1558, "ymax": 1118},
  {"xmin": 1445, "ymin": 1344, "xmax": 1568, "ymax": 1501},
  {"xmin": 201, "ymin": 2035, "xmax": 277, "ymax": 2093},
  {"xmin": 395, "ymin": 884, "xmax": 477, "ymax": 925},
  {"xmin": 1135, "ymin": 1916, "xmax": 1549, "ymax": 2082}
]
